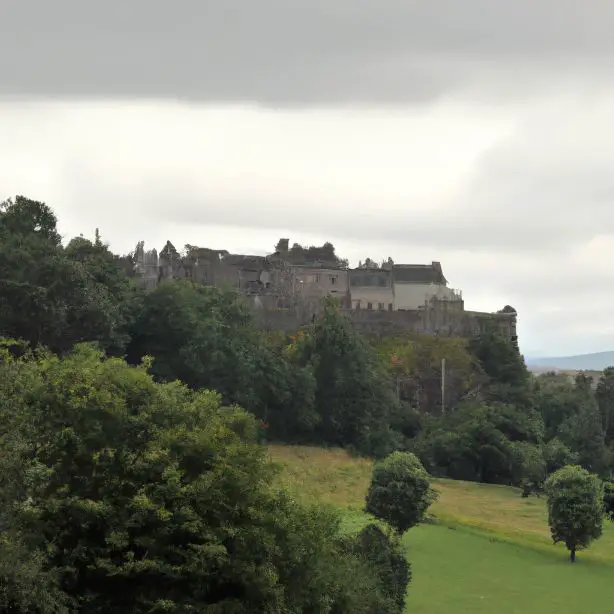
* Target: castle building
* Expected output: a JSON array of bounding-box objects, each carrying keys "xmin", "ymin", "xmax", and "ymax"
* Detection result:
[{"xmin": 130, "ymin": 239, "xmax": 517, "ymax": 343}]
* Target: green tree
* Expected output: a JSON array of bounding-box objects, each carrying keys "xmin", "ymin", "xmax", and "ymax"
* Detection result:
[
  {"xmin": 0, "ymin": 197, "xmax": 136, "ymax": 355},
  {"xmin": 411, "ymin": 401, "xmax": 544, "ymax": 485},
  {"xmin": 342, "ymin": 523, "xmax": 410, "ymax": 614},
  {"xmin": 534, "ymin": 373, "xmax": 586, "ymax": 439},
  {"xmin": 0, "ymin": 340, "xmax": 69, "ymax": 613},
  {"xmin": 127, "ymin": 281, "xmax": 317, "ymax": 441},
  {"xmin": 544, "ymin": 465, "xmax": 604, "ymax": 562},
  {"xmin": 365, "ymin": 452, "xmax": 437, "ymax": 534},
  {"xmin": 469, "ymin": 330, "xmax": 531, "ymax": 406},
  {"xmin": 293, "ymin": 299, "xmax": 401, "ymax": 456},
  {"xmin": 513, "ymin": 441, "xmax": 547, "ymax": 496},
  {"xmin": 557, "ymin": 401, "xmax": 609, "ymax": 476},
  {"xmin": 64, "ymin": 235, "xmax": 141, "ymax": 355},
  {"xmin": 0, "ymin": 343, "xmax": 400, "ymax": 612},
  {"xmin": 542, "ymin": 437, "xmax": 578, "ymax": 475}
]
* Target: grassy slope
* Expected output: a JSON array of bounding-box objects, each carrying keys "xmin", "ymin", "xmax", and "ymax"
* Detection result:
[{"xmin": 269, "ymin": 444, "xmax": 614, "ymax": 614}]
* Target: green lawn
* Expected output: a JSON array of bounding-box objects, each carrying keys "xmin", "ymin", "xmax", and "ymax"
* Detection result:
[
  {"xmin": 404, "ymin": 524, "xmax": 612, "ymax": 614},
  {"xmin": 268, "ymin": 444, "xmax": 614, "ymax": 613}
]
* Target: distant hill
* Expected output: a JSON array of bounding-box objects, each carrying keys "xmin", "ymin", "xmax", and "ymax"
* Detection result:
[{"xmin": 526, "ymin": 351, "xmax": 614, "ymax": 372}]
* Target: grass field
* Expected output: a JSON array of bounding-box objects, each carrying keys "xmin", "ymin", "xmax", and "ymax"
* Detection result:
[{"xmin": 268, "ymin": 444, "xmax": 614, "ymax": 613}]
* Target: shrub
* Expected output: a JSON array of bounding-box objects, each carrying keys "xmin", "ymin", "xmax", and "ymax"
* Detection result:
[{"xmin": 365, "ymin": 451, "xmax": 437, "ymax": 534}]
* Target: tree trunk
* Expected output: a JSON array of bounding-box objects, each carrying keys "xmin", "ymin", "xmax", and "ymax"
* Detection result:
[{"xmin": 570, "ymin": 548, "xmax": 576, "ymax": 563}]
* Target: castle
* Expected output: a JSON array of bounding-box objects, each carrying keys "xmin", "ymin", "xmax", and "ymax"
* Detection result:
[{"xmin": 129, "ymin": 238, "xmax": 518, "ymax": 343}]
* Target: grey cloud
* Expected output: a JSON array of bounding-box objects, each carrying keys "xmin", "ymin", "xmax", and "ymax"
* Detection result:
[
  {"xmin": 3, "ymin": 0, "xmax": 614, "ymax": 103},
  {"xmin": 59, "ymin": 155, "xmax": 613, "ymax": 256}
]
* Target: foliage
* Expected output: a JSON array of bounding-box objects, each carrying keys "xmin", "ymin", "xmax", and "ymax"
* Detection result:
[
  {"xmin": 541, "ymin": 437, "xmax": 579, "ymax": 475},
  {"xmin": 373, "ymin": 333, "xmax": 479, "ymax": 413},
  {"xmin": 365, "ymin": 451, "xmax": 437, "ymax": 534},
  {"xmin": 544, "ymin": 465, "xmax": 604, "ymax": 562},
  {"xmin": 411, "ymin": 401, "xmax": 545, "ymax": 485},
  {"xmin": 292, "ymin": 298, "xmax": 402, "ymax": 456},
  {"xmin": 0, "ymin": 196, "xmax": 138, "ymax": 355},
  {"xmin": 0, "ymin": 344, "xmax": 406, "ymax": 612},
  {"xmin": 342, "ymin": 523, "xmax": 410, "ymax": 614},
  {"xmin": 469, "ymin": 330, "xmax": 532, "ymax": 407},
  {"xmin": 127, "ymin": 281, "xmax": 319, "ymax": 443}
]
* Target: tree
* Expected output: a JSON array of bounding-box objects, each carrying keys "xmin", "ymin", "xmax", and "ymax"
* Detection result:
[
  {"xmin": 411, "ymin": 400, "xmax": 545, "ymax": 485},
  {"xmin": 127, "ymin": 281, "xmax": 318, "ymax": 442},
  {"xmin": 469, "ymin": 330, "xmax": 530, "ymax": 406},
  {"xmin": 557, "ymin": 400, "xmax": 609, "ymax": 476},
  {"xmin": 0, "ymin": 197, "xmax": 137, "ymax": 356},
  {"xmin": 64, "ymin": 234, "xmax": 141, "ymax": 355},
  {"xmin": 544, "ymin": 465, "xmax": 604, "ymax": 562},
  {"xmin": 293, "ymin": 298, "xmax": 401, "ymax": 456},
  {"xmin": 542, "ymin": 437, "xmax": 578, "ymax": 475},
  {"xmin": 365, "ymin": 452, "xmax": 437, "ymax": 534},
  {"xmin": 0, "ymin": 343, "xmax": 401, "ymax": 612},
  {"xmin": 343, "ymin": 523, "xmax": 410, "ymax": 614}
]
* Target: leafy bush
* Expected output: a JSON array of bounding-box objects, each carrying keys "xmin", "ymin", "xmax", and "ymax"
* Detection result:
[{"xmin": 365, "ymin": 451, "xmax": 437, "ymax": 534}]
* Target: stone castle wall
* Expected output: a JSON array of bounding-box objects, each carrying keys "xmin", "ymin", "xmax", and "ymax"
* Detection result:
[
  {"xmin": 251, "ymin": 301, "xmax": 517, "ymax": 342},
  {"xmin": 130, "ymin": 241, "xmax": 518, "ymax": 343}
]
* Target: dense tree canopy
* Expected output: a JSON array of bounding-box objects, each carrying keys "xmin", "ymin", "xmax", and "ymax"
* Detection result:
[{"xmin": 0, "ymin": 343, "xmax": 408, "ymax": 613}]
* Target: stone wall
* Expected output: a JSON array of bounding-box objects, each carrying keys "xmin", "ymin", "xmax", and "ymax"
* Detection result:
[
  {"xmin": 252, "ymin": 299, "xmax": 518, "ymax": 343},
  {"xmin": 130, "ymin": 240, "xmax": 518, "ymax": 343}
]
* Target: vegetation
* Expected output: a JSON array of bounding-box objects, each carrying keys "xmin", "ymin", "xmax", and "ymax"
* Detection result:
[
  {"xmin": 545, "ymin": 465, "xmax": 604, "ymax": 562},
  {"xmin": 271, "ymin": 445, "xmax": 614, "ymax": 613},
  {"xmin": 365, "ymin": 452, "xmax": 437, "ymax": 534}
]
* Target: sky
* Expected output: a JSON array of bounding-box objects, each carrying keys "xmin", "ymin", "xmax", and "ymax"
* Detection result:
[{"xmin": 2, "ymin": 0, "xmax": 614, "ymax": 358}]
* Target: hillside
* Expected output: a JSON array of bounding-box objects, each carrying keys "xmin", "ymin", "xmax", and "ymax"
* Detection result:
[
  {"xmin": 526, "ymin": 350, "xmax": 614, "ymax": 372},
  {"xmin": 269, "ymin": 444, "xmax": 614, "ymax": 613}
]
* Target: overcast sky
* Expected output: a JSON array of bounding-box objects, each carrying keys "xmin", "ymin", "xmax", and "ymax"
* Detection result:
[{"xmin": 3, "ymin": 0, "xmax": 614, "ymax": 358}]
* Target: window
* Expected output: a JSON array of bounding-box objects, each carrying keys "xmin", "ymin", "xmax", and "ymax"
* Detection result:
[
  {"xmin": 355, "ymin": 300, "xmax": 361, "ymax": 310},
  {"xmin": 388, "ymin": 303, "xmax": 393, "ymax": 311},
  {"xmin": 378, "ymin": 302, "xmax": 385, "ymax": 311},
  {"xmin": 315, "ymin": 273, "xmax": 321, "ymax": 283},
  {"xmin": 367, "ymin": 302, "xmax": 373, "ymax": 310},
  {"xmin": 329, "ymin": 275, "xmax": 337, "ymax": 285}
]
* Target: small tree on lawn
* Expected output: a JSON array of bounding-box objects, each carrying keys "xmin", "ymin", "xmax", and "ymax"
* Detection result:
[
  {"xmin": 544, "ymin": 465, "xmax": 604, "ymax": 563},
  {"xmin": 365, "ymin": 451, "xmax": 437, "ymax": 534}
]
